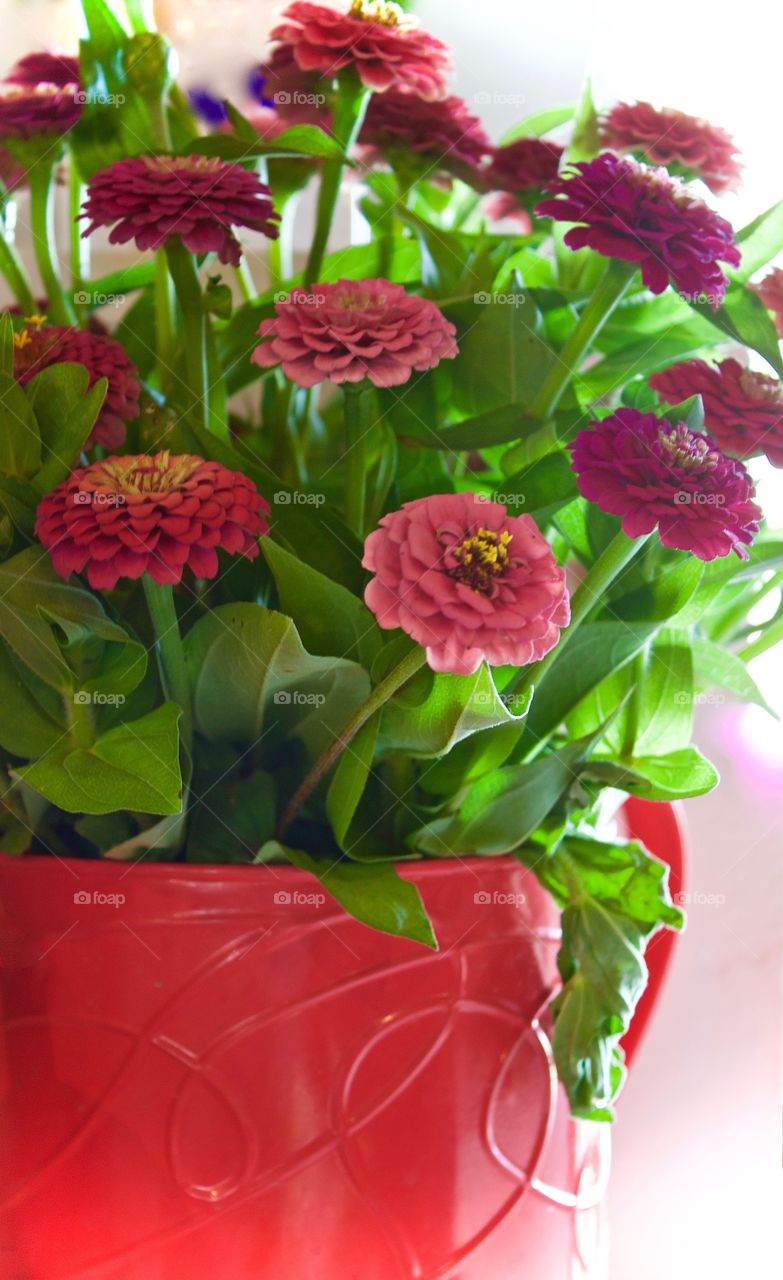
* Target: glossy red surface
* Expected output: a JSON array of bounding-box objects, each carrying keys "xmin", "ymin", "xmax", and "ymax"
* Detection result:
[{"xmin": 0, "ymin": 801, "xmax": 681, "ymax": 1279}]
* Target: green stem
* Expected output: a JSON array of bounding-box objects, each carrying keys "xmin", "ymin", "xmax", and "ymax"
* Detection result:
[
  {"xmin": 234, "ymin": 257, "xmax": 256, "ymax": 302},
  {"xmin": 304, "ymin": 75, "xmax": 370, "ymax": 285},
  {"xmin": 511, "ymin": 530, "xmax": 651, "ymax": 701},
  {"xmin": 69, "ymin": 161, "xmax": 87, "ymax": 319},
  {"xmin": 0, "ymin": 223, "xmax": 36, "ymax": 314},
  {"xmin": 125, "ymin": 0, "xmax": 155, "ymax": 33},
  {"xmin": 165, "ymin": 239, "xmax": 208, "ymax": 429},
  {"xmin": 343, "ymin": 381, "xmax": 372, "ymax": 537},
  {"xmin": 527, "ymin": 258, "xmax": 636, "ymax": 422},
  {"xmin": 620, "ymin": 650, "xmax": 647, "ymax": 761},
  {"xmin": 154, "ymin": 249, "xmax": 174, "ymax": 393},
  {"xmin": 278, "ymin": 646, "xmax": 426, "ymax": 839},
  {"xmin": 739, "ymin": 616, "xmax": 783, "ymax": 665},
  {"xmin": 142, "ymin": 576, "xmax": 193, "ymax": 760},
  {"xmin": 28, "ymin": 162, "xmax": 75, "ymax": 324},
  {"xmin": 66, "ymin": 693, "xmax": 95, "ymax": 750}
]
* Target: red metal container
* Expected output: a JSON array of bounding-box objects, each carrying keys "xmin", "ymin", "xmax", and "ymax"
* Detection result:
[{"xmin": 0, "ymin": 801, "xmax": 683, "ymax": 1279}]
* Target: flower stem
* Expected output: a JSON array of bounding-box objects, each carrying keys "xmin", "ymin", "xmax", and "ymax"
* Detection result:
[
  {"xmin": 527, "ymin": 258, "xmax": 636, "ymax": 422},
  {"xmin": 142, "ymin": 576, "xmax": 193, "ymax": 762},
  {"xmin": 165, "ymin": 239, "xmax": 208, "ymax": 429},
  {"xmin": 343, "ymin": 381, "xmax": 372, "ymax": 537},
  {"xmin": 0, "ymin": 223, "xmax": 36, "ymax": 314},
  {"xmin": 28, "ymin": 161, "xmax": 75, "ymax": 325},
  {"xmin": 277, "ymin": 645, "xmax": 426, "ymax": 839},
  {"xmin": 155, "ymin": 248, "xmax": 174, "ymax": 393},
  {"xmin": 511, "ymin": 529, "xmax": 651, "ymax": 701},
  {"xmin": 69, "ymin": 161, "xmax": 88, "ymax": 322},
  {"xmin": 304, "ymin": 73, "xmax": 370, "ymax": 285}
]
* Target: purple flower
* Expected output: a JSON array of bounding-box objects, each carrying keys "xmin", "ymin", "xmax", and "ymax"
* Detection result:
[
  {"xmin": 536, "ymin": 152, "xmax": 740, "ymax": 304},
  {"xmin": 570, "ymin": 408, "xmax": 761, "ymax": 561}
]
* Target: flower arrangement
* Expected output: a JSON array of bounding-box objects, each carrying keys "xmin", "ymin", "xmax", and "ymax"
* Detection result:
[{"xmin": 0, "ymin": 0, "xmax": 781, "ymax": 1123}]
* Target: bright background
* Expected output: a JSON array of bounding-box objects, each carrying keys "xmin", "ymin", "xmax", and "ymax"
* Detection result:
[{"xmin": 1, "ymin": 3, "xmax": 781, "ymax": 1276}]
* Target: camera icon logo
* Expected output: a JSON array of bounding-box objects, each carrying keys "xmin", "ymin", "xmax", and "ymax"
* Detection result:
[
  {"xmin": 73, "ymin": 691, "xmax": 92, "ymax": 705},
  {"xmin": 473, "ymin": 891, "xmax": 492, "ymax": 905},
  {"xmin": 673, "ymin": 490, "xmax": 691, "ymax": 506},
  {"xmin": 73, "ymin": 891, "xmax": 92, "ymax": 905},
  {"xmin": 273, "ymin": 691, "xmax": 292, "ymax": 705},
  {"xmin": 273, "ymin": 890, "xmax": 292, "ymax": 905},
  {"xmin": 72, "ymin": 491, "xmax": 92, "ymax": 505},
  {"xmin": 273, "ymin": 491, "xmax": 291, "ymax": 504},
  {"xmin": 273, "ymin": 290, "xmax": 290, "ymax": 304}
]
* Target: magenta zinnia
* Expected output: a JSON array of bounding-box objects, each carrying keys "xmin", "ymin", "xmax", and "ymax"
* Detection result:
[
  {"xmin": 536, "ymin": 152, "xmax": 740, "ymax": 304},
  {"xmin": 650, "ymin": 358, "xmax": 783, "ymax": 469},
  {"xmin": 252, "ymin": 278, "xmax": 458, "ymax": 388},
  {"xmin": 5, "ymin": 53, "xmax": 81, "ymax": 90},
  {"xmin": 35, "ymin": 452, "xmax": 270, "ymax": 590},
  {"xmin": 359, "ymin": 90, "xmax": 491, "ymax": 175},
  {"xmin": 14, "ymin": 323, "xmax": 141, "ymax": 449},
  {"xmin": 601, "ymin": 102, "xmax": 742, "ymax": 194},
  {"xmin": 570, "ymin": 409, "xmax": 761, "ymax": 561},
  {"xmin": 80, "ymin": 155, "xmax": 280, "ymax": 266},
  {"xmin": 269, "ymin": 1, "xmax": 451, "ymax": 100},
  {"xmin": 484, "ymin": 136, "xmax": 564, "ymax": 225},
  {"xmin": 362, "ymin": 493, "xmax": 570, "ymax": 675}
]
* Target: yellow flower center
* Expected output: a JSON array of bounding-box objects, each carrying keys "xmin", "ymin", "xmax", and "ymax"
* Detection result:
[
  {"xmin": 91, "ymin": 451, "xmax": 203, "ymax": 496},
  {"xmin": 450, "ymin": 527, "xmax": 513, "ymax": 593},
  {"xmin": 658, "ymin": 424, "xmax": 718, "ymax": 473},
  {"xmin": 739, "ymin": 368, "xmax": 782, "ymax": 404},
  {"xmin": 348, "ymin": 1, "xmax": 413, "ymax": 27}
]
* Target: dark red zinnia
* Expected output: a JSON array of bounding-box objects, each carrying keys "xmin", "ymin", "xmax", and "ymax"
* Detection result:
[
  {"xmin": 650, "ymin": 358, "xmax": 783, "ymax": 468},
  {"xmin": 5, "ymin": 52, "xmax": 80, "ymax": 90},
  {"xmin": 269, "ymin": 1, "xmax": 451, "ymax": 100},
  {"xmin": 359, "ymin": 90, "xmax": 491, "ymax": 175},
  {"xmin": 13, "ymin": 322, "xmax": 141, "ymax": 449},
  {"xmin": 570, "ymin": 408, "xmax": 761, "ymax": 561},
  {"xmin": 35, "ymin": 452, "xmax": 270, "ymax": 590},
  {"xmin": 80, "ymin": 155, "xmax": 280, "ymax": 266},
  {"xmin": 484, "ymin": 136, "xmax": 564, "ymax": 226},
  {"xmin": 536, "ymin": 152, "xmax": 740, "ymax": 305},
  {"xmin": 601, "ymin": 102, "xmax": 742, "ymax": 195}
]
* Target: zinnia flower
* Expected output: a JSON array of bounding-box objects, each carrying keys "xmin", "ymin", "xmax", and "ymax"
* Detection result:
[
  {"xmin": 5, "ymin": 53, "xmax": 81, "ymax": 90},
  {"xmin": 536, "ymin": 152, "xmax": 740, "ymax": 304},
  {"xmin": 601, "ymin": 102, "xmax": 742, "ymax": 195},
  {"xmin": 753, "ymin": 267, "xmax": 783, "ymax": 338},
  {"xmin": 251, "ymin": 278, "xmax": 458, "ymax": 388},
  {"xmin": 484, "ymin": 136, "xmax": 564, "ymax": 225},
  {"xmin": 35, "ymin": 452, "xmax": 270, "ymax": 590},
  {"xmin": 0, "ymin": 84, "xmax": 81, "ymax": 139},
  {"xmin": 359, "ymin": 90, "xmax": 491, "ymax": 176},
  {"xmin": 569, "ymin": 408, "xmax": 761, "ymax": 560},
  {"xmin": 650, "ymin": 358, "xmax": 783, "ymax": 469},
  {"xmin": 362, "ymin": 493, "xmax": 570, "ymax": 674},
  {"xmin": 251, "ymin": 46, "xmax": 328, "ymax": 126},
  {"xmin": 269, "ymin": 1, "xmax": 451, "ymax": 100},
  {"xmin": 13, "ymin": 322, "xmax": 141, "ymax": 449},
  {"xmin": 80, "ymin": 155, "xmax": 280, "ymax": 266}
]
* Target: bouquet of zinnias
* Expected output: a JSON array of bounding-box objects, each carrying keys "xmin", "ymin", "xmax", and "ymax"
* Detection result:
[{"xmin": 0, "ymin": 0, "xmax": 780, "ymax": 1119}]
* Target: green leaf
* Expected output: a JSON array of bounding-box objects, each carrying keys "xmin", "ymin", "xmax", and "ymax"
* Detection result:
[
  {"xmin": 379, "ymin": 662, "xmax": 532, "ymax": 757},
  {"xmin": 326, "ymin": 713, "xmax": 380, "ymax": 849},
  {"xmin": 414, "ymin": 736, "xmax": 591, "ymax": 856},
  {"xmin": 0, "ymin": 313, "xmax": 14, "ymax": 375},
  {"xmin": 567, "ymin": 79, "xmax": 600, "ymax": 162},
  {"xmin": 686, "ymin": 283, "xmax": 783, "ymax": 376},
  {"xmin": 261, "ymin": 538, "xmax": 382, "ymax": 669},
  {"xmin": 447, "ymin": 290, "xmax": 550, "ymax": 414},
  {"xmin": 691, "ymin": 639, "xmax": 775, "ymax": 714},
  {"xmin": 187, "ymin": 123, "xmax": 346, "ymax": 162},
  {"xmin": 497, "ymin": 449, "xmax": 578, "ymax": 523},
  {"xmin": 184, "ymin": 603, "xmax": 370, "ymax": 764},
  {"xmin": 0, "ymin": 643, "xmax": 65, "ymax": 757},
  {"xmin": 611, "ymin": 558, "xmax": 704, "ymax": 624},
  {"xmin": 267, "ymin": 843, "xmax": 438, "ymax": 949},
  {"xmin": 731, "ymin": 199, "xmax": 783, "ymax": 282},
  {"xmin": 0, "ymin": 372, "xmax": 41, "ymax": 478},
  {"xmin": 586, "ymin": 745, "xmax": 719, "ymax": 800},
  {"xmin": 501, "ymin": 106, "xmax": 574, "ymax": 144},
  {"xmin": 26, "ymin": 366, "xmax": 108, "ymax": 492},
  {"xmin": 531, "ymin": 834, "xmax": 683, "ymax": 1117},
  {"xmin": 17, "ymin": 702, "xmax": 183, "ymax": 815}
]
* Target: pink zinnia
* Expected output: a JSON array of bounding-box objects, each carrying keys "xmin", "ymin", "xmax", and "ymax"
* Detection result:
[
  {"xmin": 363, "ymin": 493, "xmax": 570, "ymax": 675},
  {"xmin": 650, "ymin": 358, "xmax": 783, "ymax": 469},
  {"xmin": 251, "ymin": 278, "xmax": 458, "ymax": 388},
  {"xmin": 359, "ymin": 90, "xmax": 491, "ymax": 176},
  {"xmin": 14, "ymin": 323, "xmax": 141, "ymax": 449},
  {"xmin": 269, "ymin": 1, "xmax": 451, "ymax": 100},
  {"xmin": 80, "ymin": 155, "xmax": 280, "ymax": 266},
  {"xmin": 35, "ymin": 452, "xmax": 270, "ymax": 590},
  {"xmin": 753, "ymin": 267, "xmax": 783, "ymax": 338},
  {"xmin": 536, "ymin": 152, "xmax": 740, "ymax": 304},
  {"xmin": 484, "ymin": 136, "xmax": 564, "ymax": 226},
  {"xmin": 570, "ymin": 409, "xmax": 761, "ymax": 561},
  {"xmin": 601, "ymin": 102, "xmax": 742, "ymax": 195}
]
